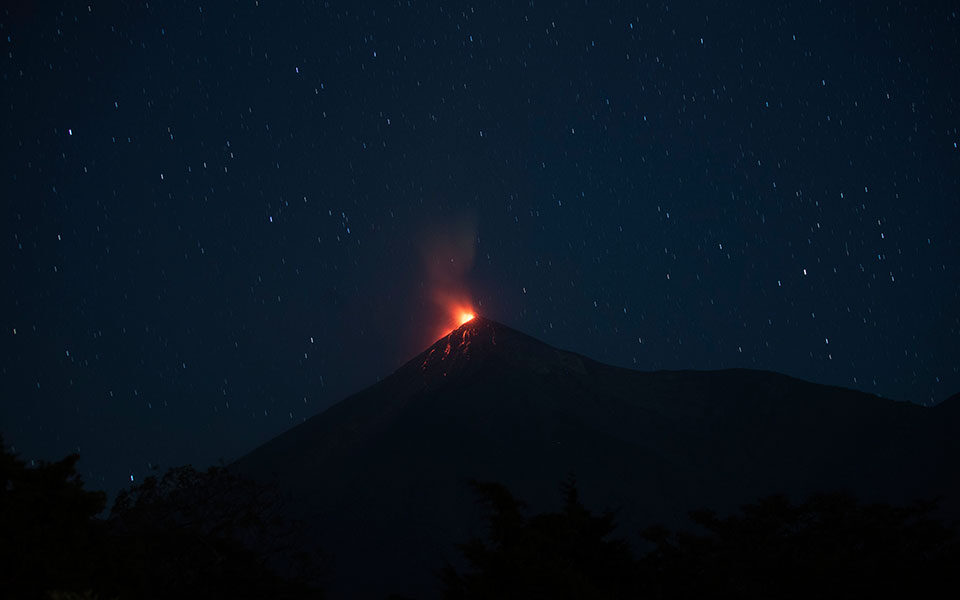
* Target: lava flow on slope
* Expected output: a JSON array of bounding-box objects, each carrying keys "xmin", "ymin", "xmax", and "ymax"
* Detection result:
[{"xmin": 418, "ymin": 315, "xmax": 495, "ymax": 381}]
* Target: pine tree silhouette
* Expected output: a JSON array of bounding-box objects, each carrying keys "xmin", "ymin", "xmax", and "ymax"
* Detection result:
[{"xmin": 441, "ymin": 476, "xmax": 639, "ymax": 599}]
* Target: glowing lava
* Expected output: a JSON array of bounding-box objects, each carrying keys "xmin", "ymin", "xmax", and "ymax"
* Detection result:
[
  {"xmin": 447, "ymin": 300, "xmax": 476, "ymax": 331},
  {"xmin": 426, "ymin": 290, "xmax": 477, "ymax": 341}
]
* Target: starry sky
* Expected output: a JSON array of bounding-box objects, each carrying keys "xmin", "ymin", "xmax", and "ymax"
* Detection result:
[{"xmin": 2, "ymin": 1, "xmax": 958, "ymax": 496}]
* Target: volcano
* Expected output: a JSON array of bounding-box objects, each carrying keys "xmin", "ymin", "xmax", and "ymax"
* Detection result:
[{"xmin": 233, "ymin": 316, "xmax": 959, "ymax": 599}]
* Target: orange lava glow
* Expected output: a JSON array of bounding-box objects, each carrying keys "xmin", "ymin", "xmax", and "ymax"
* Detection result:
[
  {"xmin": 430, "ymin": 296, "xmax": 477, "ymax": 341},
  {"xmin": 423, "ymin": 287, "xmax": 478, "ymax": 343},
  {"xmin": 446, "ymin": 299, "xmax": 476, "ymax": 332}
]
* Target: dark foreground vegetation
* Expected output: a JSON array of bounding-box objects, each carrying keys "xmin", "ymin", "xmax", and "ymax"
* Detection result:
[
  {"xmin": 3, "ymin": 436, "xmax": 957, "ymax": 599},
  {"xmin": 442, "ymin": 478, "xmax": 960, "ymax": 599},
  {"xmin": 0, "ymin": 435, "xmax": 324, "ymax": 599}
]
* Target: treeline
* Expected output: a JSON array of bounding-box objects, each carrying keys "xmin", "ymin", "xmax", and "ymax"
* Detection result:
[
  {"xmin": 0, "ymin": 435, "xmax": 324, "ymax": 599},
  {"xmin": 3, "ymin": 436, "xmax": 958, "ymax": 599},
  {"xmin": 442, "ymin": 478, "xmax": 960, "ymax": 599}
]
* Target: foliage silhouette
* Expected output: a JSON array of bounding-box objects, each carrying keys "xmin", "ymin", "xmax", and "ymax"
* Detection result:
[
  {"xmin": 443, "ymin": 477, "xmax": 959, "ymax": 600},
  {"xmin": 441, "ymin": 476, "xmax": 639, "ymax": 599},
  {"xmin": 1, "ymin": 434, "xmax": 107, "ymax": 599},
  {"xmin": 106, "ymin": 463, "xmax": 326, "ymax": 599},
  {"xmin": 640, "ymin": 492, "xmax": 960, "ymax": 599},
  {"xmin": 0, "ymin": 435, "xmax": 325, "ymax": 599},
  {"xmin": 7, "ymin": 432, "xmax": 958, "ymax": 599}
]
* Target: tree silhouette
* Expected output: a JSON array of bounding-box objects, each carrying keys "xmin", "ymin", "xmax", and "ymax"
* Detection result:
[
  {"xmin": 640, "ymin": 492, "xmax": 960, "ymax": 599},
  {"xmin": 107, "ymin": 463, "xmax": 326, "ymax": 598},
  {"xmin": 443, "ymin": 478, "xmax": 960, "ymax": 599},
  {"xmin": 1, "ymin": 434, "xmax": 107, "ymax": 599},
  {"xmin": 1, "ymin": 435, "xmax": 325, "ymax": 599},
  {"xmin": 441, "ymin": 477, "xmax": 639, "ymax": 599},
  {"xmin": 110, "ymin": 464, "xmax": 300, "ymax": 566}
]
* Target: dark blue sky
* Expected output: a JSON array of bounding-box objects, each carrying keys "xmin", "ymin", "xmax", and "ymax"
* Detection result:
[{"xmin": 2, "ymin": 1, "xmax": 958, "ymax": 496}]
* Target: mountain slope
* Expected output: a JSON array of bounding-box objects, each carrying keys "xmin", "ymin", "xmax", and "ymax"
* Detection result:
[{"xmin": 233, "ymin": 317, "xmax": 959, "ymax": 599}]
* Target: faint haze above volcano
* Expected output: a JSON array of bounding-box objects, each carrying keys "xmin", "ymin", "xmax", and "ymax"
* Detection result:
[{"xmin": 416, "ymin": 210, "xmax": 480, "ymax": 345}]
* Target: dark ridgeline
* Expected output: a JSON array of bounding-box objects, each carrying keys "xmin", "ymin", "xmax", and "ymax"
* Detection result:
[{"xmin": 231, "ymin": 316, "xmax": 960, "ymax": 599}]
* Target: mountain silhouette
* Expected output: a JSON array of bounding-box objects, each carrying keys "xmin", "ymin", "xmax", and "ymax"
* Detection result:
[{"xmin": 233, "ymin": 316, "xmax": 959, "ymax": 599}]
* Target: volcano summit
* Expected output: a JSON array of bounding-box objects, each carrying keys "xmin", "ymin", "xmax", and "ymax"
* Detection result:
[{"xmin": 233, "ymin": 317, "xmax": 959, "ymax": 599}]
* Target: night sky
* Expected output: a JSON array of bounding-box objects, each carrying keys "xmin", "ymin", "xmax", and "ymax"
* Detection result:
[{"xmin": 2, "ymin": 1, "xmax": 958, "ymax": 497}]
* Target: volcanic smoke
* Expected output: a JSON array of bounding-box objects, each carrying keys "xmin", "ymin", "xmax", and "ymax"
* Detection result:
[{"xmin": 418, "ymin": 212, "xmax": 478, "ymax": 341}]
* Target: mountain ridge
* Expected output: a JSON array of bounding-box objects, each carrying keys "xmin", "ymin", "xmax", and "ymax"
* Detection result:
[{"xmin": 232, "ymin": 316, "xmax": 958, "ymax": 599}]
